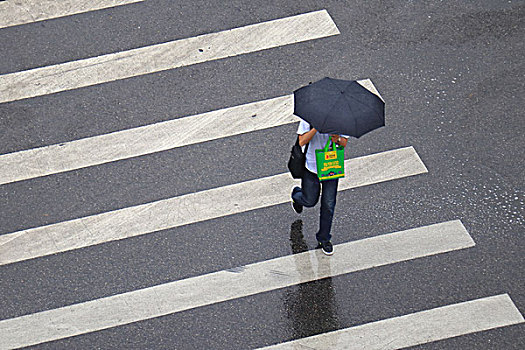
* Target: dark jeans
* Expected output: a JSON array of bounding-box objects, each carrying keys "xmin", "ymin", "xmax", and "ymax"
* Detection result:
[{"xmin": 291, "ymin": 169, "xmax": 339, "ymax": 243}]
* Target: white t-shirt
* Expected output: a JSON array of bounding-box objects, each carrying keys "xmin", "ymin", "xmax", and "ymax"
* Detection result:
[{"xmin": 297, "ymin": 120, "xmax": 349, "ymax": 174}]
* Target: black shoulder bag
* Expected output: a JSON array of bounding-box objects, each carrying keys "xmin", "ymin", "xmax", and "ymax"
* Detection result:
[{"xmin": 287, "ymin": 136, "xmax": 309, "ymax": 179}]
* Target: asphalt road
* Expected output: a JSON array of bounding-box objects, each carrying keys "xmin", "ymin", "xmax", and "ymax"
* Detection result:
[{"xmin": 0, "ymin": 0, "xmax": 524, "ymax": 348}]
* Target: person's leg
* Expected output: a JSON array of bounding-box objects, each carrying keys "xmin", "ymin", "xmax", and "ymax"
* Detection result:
[
  {"xmin": 291, "ymin": 170, "xmax": 320, "ymax": 208},
  {"xmin": 316, "ymin": 178, "xmax": 339, "ymax": 244}
]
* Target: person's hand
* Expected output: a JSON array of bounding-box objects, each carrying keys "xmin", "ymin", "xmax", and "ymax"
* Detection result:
[{"xmin": 330, "ymin": 134, "xmax": 347, "ymax": 147}]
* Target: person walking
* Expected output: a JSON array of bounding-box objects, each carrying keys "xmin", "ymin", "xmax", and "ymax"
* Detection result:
[{"xmin": 291, "ymin": 119, "xmax": 348, "ymax": 256}]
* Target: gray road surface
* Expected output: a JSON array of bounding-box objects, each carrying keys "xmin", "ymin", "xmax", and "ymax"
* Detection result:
[{"xmin": 0, "ymin": 0, "xmax": 523, "ymax": 349}]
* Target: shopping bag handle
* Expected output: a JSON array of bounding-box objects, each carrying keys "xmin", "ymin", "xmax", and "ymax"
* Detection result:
[{"xmin": 323, "ymin": 137, "xmax": 335, "ymax": 152}]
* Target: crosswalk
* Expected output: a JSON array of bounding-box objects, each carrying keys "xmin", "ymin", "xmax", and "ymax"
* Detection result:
[
  {"xmin": 0, "ymin": 10, "xmax": 339, "ymax": 104},
  {"xmin": 0, "ymin": 3, "xmax": 522, "ymax": 350},
  {"xmin": 0, "ymin": 0, "xmax": 145, "ymax": 29},
  {"xmin": 0, "ymin": 146, "xmax": 427, "ymax": 266},
  {"xmin": 258, "ymin": 294, "xmax": 524, "ymax": 350},
  {"xmin": 0, "ymin": 221, "xmax": 478, "ymax": 348}
]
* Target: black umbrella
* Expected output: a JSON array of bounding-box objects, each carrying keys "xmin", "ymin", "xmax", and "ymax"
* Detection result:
[{"xmin": 293, "ymin": 77, "xmax": 385, "ymax": 137}]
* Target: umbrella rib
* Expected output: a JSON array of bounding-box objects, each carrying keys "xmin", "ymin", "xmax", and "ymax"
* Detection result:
[
  {"xmin": 346, "ymin": 93, "xmax": 384, "ymax": 121},
  {"xmin": 346, "ymin": 95, "xmax": 359, "ymax": 137},
  {"xmin": 343, "ymin": 93, "xmax": 383, "ymax": 137},
  {"xmin": 323, "ymin": 79, "xmax": 352, "ymax": 134},
  {"xmin": 325, "ymin": 92, "xmax": 347, "ymax": 134}
]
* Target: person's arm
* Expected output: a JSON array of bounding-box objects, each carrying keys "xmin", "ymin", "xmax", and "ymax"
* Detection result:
[
  {"xmin": 330, "ymin": 134, "xmax": 348, "ymax": 147},
  {"xmin": 298, "ymin": 128, "xmax": 317, "ymax": 146}
]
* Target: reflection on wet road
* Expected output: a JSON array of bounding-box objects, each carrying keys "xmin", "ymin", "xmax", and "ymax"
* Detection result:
[{"xmin": 284, "ymin": 220, "xmax": 339, "ymax": 340}]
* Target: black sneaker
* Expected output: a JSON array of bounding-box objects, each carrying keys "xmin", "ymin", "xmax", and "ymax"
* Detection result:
[
  {"xmin": 291, "ymin": 200, "xmax": 303, "ymax": 214},
  {"xmin": 317, "ymin": 241, "xmax": 334, "ymax": 256}
]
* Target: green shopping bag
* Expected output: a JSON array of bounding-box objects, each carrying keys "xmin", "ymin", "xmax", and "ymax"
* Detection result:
[{"xmin": 315, "ymin": 138, "xmax": 345, "ymax": 181}]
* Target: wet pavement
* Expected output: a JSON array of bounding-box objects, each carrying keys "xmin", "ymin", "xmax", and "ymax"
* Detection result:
[{"xmin": 0, "ymin": 0, "xmax": 524, "ymax": 348}]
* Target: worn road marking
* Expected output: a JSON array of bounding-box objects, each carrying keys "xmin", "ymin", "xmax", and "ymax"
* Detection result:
[
  {"xmin": 0, "ymin": 10, "xmax": 339, "ymax": 103},
  {"xmin": 0, "ymin": 95, "xmax": 296, "ymax": 185},
  {"xmin": 0, "ymin": 0, "xmax": 144, "ymax": 29},
  {"xmin": 0, "ymin": 220, "xmax": 475, "ymax": 349},
  {"xmin": 258, "ymin": 294, "xmax": 524, "ymax": 349},
  {"xmin": 0, "ymin": 146, "xmax": 428, "ymax": 266}
]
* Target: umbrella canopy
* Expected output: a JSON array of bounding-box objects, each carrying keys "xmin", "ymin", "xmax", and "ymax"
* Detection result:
[{"xmin": 293, "ymin": 77, "xmax": 385, "ymax": 138}]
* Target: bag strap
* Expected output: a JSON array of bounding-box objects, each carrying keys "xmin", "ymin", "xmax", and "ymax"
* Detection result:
[
  {"xmin": 296, "ymin": 135, "xmax": 309, "ymax": 154},
  {"xmin": 323, "ymin": 137, "xmax": 333, "ymax": 151}
]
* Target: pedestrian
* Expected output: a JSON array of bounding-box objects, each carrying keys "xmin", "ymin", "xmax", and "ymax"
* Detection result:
[{"xmin": 291, "ymin": 119, "xmax": 348, "ymax": 256}]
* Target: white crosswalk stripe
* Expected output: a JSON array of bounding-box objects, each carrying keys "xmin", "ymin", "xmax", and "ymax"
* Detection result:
[
  {"xmin": 1, "ymin": 5, "xmax": 522, "ymax": 349},
  {"xmin": 0, "ymin": 221, "xmax": 476, "ymax": 349},
  {"xmin": 0, "ymin": 146, "xmax": 427, "ymax": 266},
  {"xmin": 258, "ymin": 294, "xmax": 525, "ymax": 350},
  {"xmin": 0, "ymin": 78, "xmax": 380, "ymax": 185},
  {"xmin": 0, "ymin": 0, "xmax": 144, "ymax": 29},
  {"xmin": 0, "ymin": 10, "xmax": 339, "ymax": 104},
  {"xmin": 0, "ymin": 94, "xmax": 295, "ymax": 185}
]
